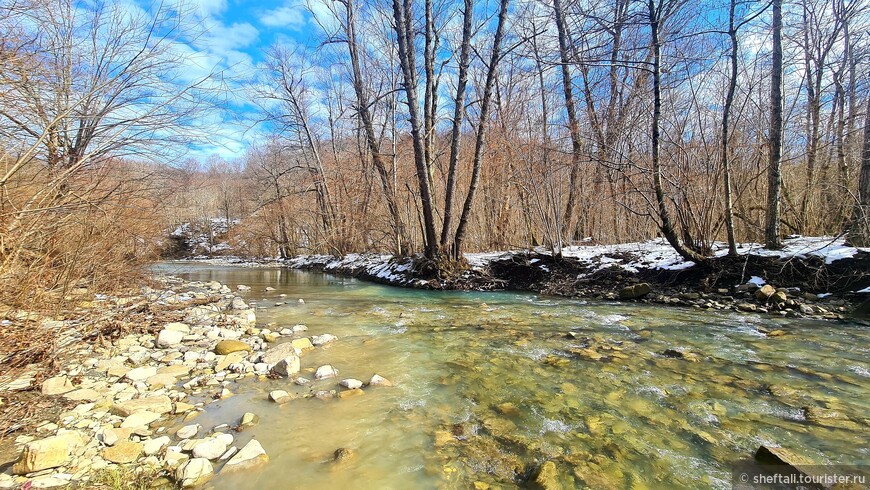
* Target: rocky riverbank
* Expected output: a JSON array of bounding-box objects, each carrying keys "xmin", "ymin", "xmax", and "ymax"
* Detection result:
[
  {"xmin": 0, "ymin": 277, "xmax": 388, "ymax": 489},
  {"xmin": 277, "ymin": 237, "xmax": 870, "ymax": 322}
]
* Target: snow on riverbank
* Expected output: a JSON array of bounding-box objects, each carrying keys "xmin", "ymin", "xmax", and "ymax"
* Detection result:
[
  {"xmin": 175, "ymin": 235, "xmax": 870, "ymax": 295},
  {"xmin": 556, "ymin": 235, "xmax": 870, "ymax": 273}
]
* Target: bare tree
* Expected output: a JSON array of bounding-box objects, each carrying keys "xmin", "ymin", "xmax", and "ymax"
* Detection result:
[{"xmin": 765, "ymin": 0, "xmax": 783, "ymax": 248}]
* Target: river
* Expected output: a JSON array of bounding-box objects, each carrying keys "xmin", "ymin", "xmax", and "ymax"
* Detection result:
[{"xmin": 153, "ymin": 263, "xmax": 870, "ymax": 489}]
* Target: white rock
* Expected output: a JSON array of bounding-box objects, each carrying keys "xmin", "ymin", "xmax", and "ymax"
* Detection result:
[
  {"xmin": 176, "ymin": 424, "xmax": 200, "ymax": 439},
  {"xmin": 175, "ymin": 458, "xmax": 213, "ymax": 487},
  {"xmin": 214, "ymin": 432, "xmax": 234, "ymax": 447},
  {"xmin": 340, "ymin": 379, "xmax": 363, "ymax": 390},
  {"xmin": 120, "ymin": 410, "xmax": 161, "ymax": 429},
  {"xmin": 223, "ymin": 439, "xmax": 268, "ymax": 471},
  {"xmin": 291, "ymin": 324, "xmax": 307, "ymax": 332},
  {"xmin": 271, "ymin": 355, "xmax": 300, "ymax": 377},
  {"xmin": 191, "ymin": 438, "xmax": 227, "ymax": 460},
  {"xmin": 315, "ymin": 365, "xmax": 338, "ymax": 380},
  {"xmin": 41, "ymin": 376, "xmax": 75, "ymax": 396},
  {"xmin": 156, "ymin": 329, "xmax": 184, "ymax": 348},
  {"xmin": 231, "ymin": 297, "xmax": 248, "ymax": 310},
  {"xmin": 143, "ymin": 436, "xmax": 171, "ymax": 456},
  {"xmin": 164, "ymin": 322, "xmax": 191, "ymax": 333},
  {"xmin": 124, "ymin": 366, "xmax": 157, "ymax": 382},
  {"xmin": 219, "ymin": 446, "xmax": 238, "ymax": 461},
  {"xmin": 294, "ymin": 377, "xmax": 311, "ymax": 386},
  {"xmin": 269, "ymin": 390, "xmax": 291, "ymax": 404},
  {"xmin": 311, "ymin": 334, "xmax": 337, "ymax": 346},
  {"xmin": 369, "ymin": 374, "xmax": 394, "ymax": 387}
]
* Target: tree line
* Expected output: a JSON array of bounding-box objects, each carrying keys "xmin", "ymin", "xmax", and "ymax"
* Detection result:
[{"xmin": 1, "ymin": 0, "xmax": 869, "ymax": 304}]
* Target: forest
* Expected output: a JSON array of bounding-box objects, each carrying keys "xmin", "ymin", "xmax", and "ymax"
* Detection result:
[{"xmin": 1, "ymin": 0, "xmax": 869, "ymax": 306}]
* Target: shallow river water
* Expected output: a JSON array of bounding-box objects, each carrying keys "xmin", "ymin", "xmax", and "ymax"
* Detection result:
[{"xmin": 155, "ymin": 263, "xmax": 870, "ymax": 489}]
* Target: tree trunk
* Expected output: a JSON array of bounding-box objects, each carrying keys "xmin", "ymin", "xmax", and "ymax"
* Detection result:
[
  {"xmin": 345, "ymin": 0, "xmax": 407, "ymax": 254},
  {"xmin": 553, "ymin": 0, "xmax": 583, "ymax": 244},
  {"xmin": 452, "ymin": 0, "xmax": 510, "ymax": 258},
  {"xmin": 720, "ymin": 0, "xmax": 739, "ymax": 256},
  {"xmin": 439, "ymin": 0, "xmax": 473, "ymax": 251},
  {"xmin": 648, "ymin": 0, "xmax": 705, "ymax": 263},
  {"xmin": 765, "ymin": 0, "xmax": 783, "ymax": 249},
  {"xmin": 846, "ymin": 97, "xmax": 870, "ymax": 246},
  {"xmin": 392, "ymin": 0, "xmax": 439, "ymax": 258}
]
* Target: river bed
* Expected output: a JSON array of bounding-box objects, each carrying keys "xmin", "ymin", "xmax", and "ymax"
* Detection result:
[{"xmin": 154, "ymin": 263, "xmax": 870, "ymax": 489}]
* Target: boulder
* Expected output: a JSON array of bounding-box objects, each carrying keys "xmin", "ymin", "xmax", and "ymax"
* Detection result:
[
  {"xmin": 157, "ymin": 365, "xmax": 191, "ymax": 377},
  {"xmin": 315, "ymin": 365, "xmax": 338, "ymax": 380},
  {"xmin": 222, "ymin": 439, "xmax": 268, "ymax": 472},
  {"xmin": 271, "ymin": 356, "xmax": 300, "ymax": 377},
  {"xmin": 145, "ymin": 373, "xmax": 178, "ymax": 390},
  {"xmin": 63, "ymin": 388, "xmax": 101, "ymax": 402},
  {"xmin": 101, "ymin": 427, "xmax": 133, "ymax": 446},
  {"xmin": 124, "ymin": 366, "xmax": 157, "ymax": 382},
  {"xmin": 231, "ymin": 297, "xmax": 248, "ymax": 310},
  {"xmin": 12, "ymin": 432, "xmax": 84, "ymax": 474},
  {"xmin": 143, "ymin": 436, "xmax": 171, "ymax": 456},
  {"xmin": 215, "ymin": 351, "xmax": 247, "ymax": 372},
  {"xmin": 261, "ymin": 342, "xmax": 299, "ymax": 365},
  {"xmin": 239, "ymin": 412, "xmax": 259, "ymax": 429},
  {"xmin": 41, "ymin": 376, "xmax": 75, "ymax": 396},
  {"xmin": 755, "ymin": 284, "xmax": 777, "ymax": 301},
  {"xmin": 113, "ymin": 395, "xmax": 173, "ymax": 416},
  {"xmin": 311, "ymin": 334, "xmax": 337, "ymax": 346},
  {"xmin": 290, "ymin": 338, "xmax": 313, "ymax": 351},
  {"xmin": 120, "ymin": 410, "xmax": 161, "ymax": 429},
  {"xmin": 618, "ymin": 283, "xmax": 651, "ymax": 299},
  {"xmin": 102, "ymin": 441, "xmax": 143, "ymax": 464},
  {"xmin": 176, "ymin": 424, "xmax": 200, "ymax": 440},
  {"xmin": 754, "ymin": 445, "xmax": 831, "ymax": 482},
  {"xmin": 156, "ymin": 329, "xmax": 185, "ymax": 348},
  {"xmin": 771, "ymin": 290, "xmax": 788, "ymax": 304},
  {"xmin": 163, "ymin": 322, "xmax": 191, "ymax": 333},
  {"xmin": 175, "ymin": 458, "xmax": 213, "ymax": 487},
  {"xmin": 214, "ymin": 340, "xmax": 251, "ymax": 355},
  {"xmin": 192, "ymin": 438, "xmax": 228, "ymax": 460}
]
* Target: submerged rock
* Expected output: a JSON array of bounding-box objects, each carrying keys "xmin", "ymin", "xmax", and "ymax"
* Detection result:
[
  {"xmin": 368, "ymin": 374, "xmax": 393, "ymax": 387},
  {"xmin": 239, "ymin": 412, "xmax": 260, "ymax": 429},
  {"xmin": 339, "ymin": 379, "xmax": 363, "ymax": 390},
  {"xmin": 534, "ymin": 461, "xmax": 562, "ymax": 490},
  {"xmin": 333, "ymin": 447, "xmax": 354, "ymax": 463}
]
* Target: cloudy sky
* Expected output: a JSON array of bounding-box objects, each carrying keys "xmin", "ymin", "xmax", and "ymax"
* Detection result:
[{"xmin": 180, "ymin": 0, "xmax": 318, "ymax": 161}]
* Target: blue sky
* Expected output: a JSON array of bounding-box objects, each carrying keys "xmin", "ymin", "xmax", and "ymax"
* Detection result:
[{"xmin": 176, "ymin": 0, "xmax": 320, "ymax": 161}]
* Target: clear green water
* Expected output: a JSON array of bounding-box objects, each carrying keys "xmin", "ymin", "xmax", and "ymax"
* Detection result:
[{"xmin": 154, "ymin": 263, "xmax": 870, "ymax": 489}]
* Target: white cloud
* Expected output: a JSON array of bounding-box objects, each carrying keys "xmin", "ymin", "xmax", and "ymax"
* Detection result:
[{"xmin": 259, "ymin": 2, "xmax": 306, "ymax": 29}]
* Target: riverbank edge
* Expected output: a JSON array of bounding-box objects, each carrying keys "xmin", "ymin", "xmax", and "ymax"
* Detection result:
[
  {"xmin": 0, "ymin": 277, "xmax": 376, "ymax": 489},
  {"xmin": 182, "ymin": 238, "xmax": 870, "ymax": 322}
]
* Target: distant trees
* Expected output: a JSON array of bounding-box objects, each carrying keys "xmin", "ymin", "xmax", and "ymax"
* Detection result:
[
  {"xmin": 230, "ymin": 0, "xmax": 868, "ymax": 261},
  {"xmin": 0, "ymin": 0, "xmax": 209, "ymax": 306}
]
